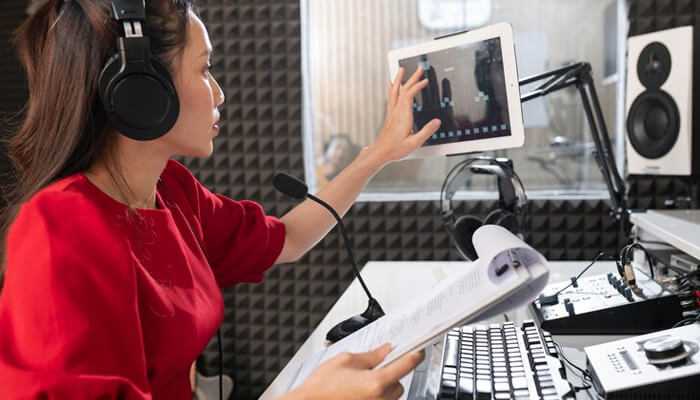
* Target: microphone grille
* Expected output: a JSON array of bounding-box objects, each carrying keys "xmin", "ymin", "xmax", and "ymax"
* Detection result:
[{"xmin": 272, "ymin": 172, "xmax": 308, "ymax": 200}]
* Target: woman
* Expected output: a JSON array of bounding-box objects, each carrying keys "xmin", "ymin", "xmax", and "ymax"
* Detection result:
[{"xmin": 0, "ymin": 1, "xmax": 441, "ymax": 399}]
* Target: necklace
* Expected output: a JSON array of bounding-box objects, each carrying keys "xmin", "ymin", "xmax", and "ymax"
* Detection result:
[{"xmin": 84, "ymin": 170, "xmax": 157, "ymax": 209}]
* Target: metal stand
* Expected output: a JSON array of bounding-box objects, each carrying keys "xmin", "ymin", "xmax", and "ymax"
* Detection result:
[{"xmin": 519, "ymin": 62, "xmax": 627, "ymax": 222}]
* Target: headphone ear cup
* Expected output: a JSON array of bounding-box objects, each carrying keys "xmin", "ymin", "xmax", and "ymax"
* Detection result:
[
  {"xmin": 483, "ymin": 209, "xmax": 504, "ymax": 226},
  {"xmin": 485, "ymin": 209, "xmax": 519, "ymax": 235},
  {"xmin": 98, "ymin": 53, "xmax": 121, "ymax": 109},
  {"xmin": 499, "ymin": 211, "xmax": 520, "ymax": 235},
  {"xmin": 452, "ymin": 215, "xmax": 483, "ymax": 261},
  {"xmin": 98, "ymin": 54, "xmax": 179, "ymax": 141}
]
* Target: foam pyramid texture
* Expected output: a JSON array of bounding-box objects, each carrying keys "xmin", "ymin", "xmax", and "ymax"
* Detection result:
[
  {"xmin": 0, "ymin": 1, "xmax": 689, "ymax": 399},
  {"xmin": 0, "ymin": 0, "xmax": 689, "ymax": 399}
]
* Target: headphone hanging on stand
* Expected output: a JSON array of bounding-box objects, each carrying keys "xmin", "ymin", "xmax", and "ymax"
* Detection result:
[
  {"xmin": 98, "ymin": 0, "xmax": 180, "ymax": 141},
  {"xmin": 440, "ymin": 156, "xmax": 528, "ymax": 261}
]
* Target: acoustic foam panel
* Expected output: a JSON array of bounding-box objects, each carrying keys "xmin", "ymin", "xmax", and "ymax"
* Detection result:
[{"xmin": 0, "ymin": 1, "xmax": 665, "ymax": 399}]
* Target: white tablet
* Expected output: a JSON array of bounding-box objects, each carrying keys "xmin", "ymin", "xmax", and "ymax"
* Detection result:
[{"xmin": 388, "ymin": 22, "xmax": 525, "ymax": 158}]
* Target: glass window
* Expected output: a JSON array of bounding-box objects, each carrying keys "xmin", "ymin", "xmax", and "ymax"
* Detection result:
[{"xmin": 302, "ymin": 0, "xmax": 625, "ymax": 200}]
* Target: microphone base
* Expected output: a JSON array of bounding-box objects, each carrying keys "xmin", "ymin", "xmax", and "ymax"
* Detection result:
[{"xmin": 326, "ymin": 298, "xmax": 385, "ymax": 343}]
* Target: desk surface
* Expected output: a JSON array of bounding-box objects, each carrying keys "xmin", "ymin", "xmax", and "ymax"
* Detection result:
[
  {"xmin": 631, "ymin": 210, "xmax": 700, "ymax": 260},
  {"xmin": 261, "ymin": 260, "xmax": 625, "ymax": 400}
]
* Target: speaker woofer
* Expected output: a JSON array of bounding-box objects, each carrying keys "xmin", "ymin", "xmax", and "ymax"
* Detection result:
[{"xmin": 627, "ymin": 90, "xmax": 680, "ymax": 159}]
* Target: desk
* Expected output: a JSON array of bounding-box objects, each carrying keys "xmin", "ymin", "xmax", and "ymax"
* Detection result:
[
  {"xmin": 630, "ymin": 210, "xmax": 700, "ymax": 260},
  {"xmin": 262, "ymin": 260, "xmax": 629, "ymax": 400}
]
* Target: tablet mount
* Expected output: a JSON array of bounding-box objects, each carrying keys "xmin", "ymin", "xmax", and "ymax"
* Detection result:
[{"xmin": 434, "ymin": 31, "xmax": 627, "ymax": 224}]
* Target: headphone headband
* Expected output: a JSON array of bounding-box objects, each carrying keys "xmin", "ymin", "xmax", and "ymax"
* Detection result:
[
  {"xmin": 109, "ymin": 0, "xmax": 146, "ymax": 21},
  {"xmin": 440, "ymin": 156, "xmax": 527, "ymax": 217}
]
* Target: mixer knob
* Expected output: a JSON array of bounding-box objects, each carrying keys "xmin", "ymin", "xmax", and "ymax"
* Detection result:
[{"xmin": 643, "ymin": 336, "xmax": 689, "ymax": 365}]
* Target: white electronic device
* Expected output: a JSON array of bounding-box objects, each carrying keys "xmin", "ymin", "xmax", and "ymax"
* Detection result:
[
  {"xmin": 387, "ymin": 23, "xmax": 525, "ymax": 158},
  {"xmin": 585, "ymin": 323, "xmax": 700, "ymax": 398}
]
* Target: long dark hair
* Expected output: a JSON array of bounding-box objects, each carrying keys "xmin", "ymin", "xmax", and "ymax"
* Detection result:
[{"xmin": 0, "ymin": 0, "xmax": 194, "ymax": 284}]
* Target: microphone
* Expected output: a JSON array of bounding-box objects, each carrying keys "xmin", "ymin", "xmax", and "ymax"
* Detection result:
[{"xmin": 272, "ymin": 172, "xmax": 385, "ymax": 343}]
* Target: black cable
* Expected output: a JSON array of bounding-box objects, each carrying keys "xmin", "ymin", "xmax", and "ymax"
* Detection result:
[
  {"xmin": 217, "ymin": 328, "xmax": 223, "ymax": 400},
  {"xmin": 550, "ymin": 340, "xmax": 609, "ymax": 400},
  {"xmin": 573, "ymin": 384, "xmax": 592, "ymax": 392},
  {"xmin": 545, "ymin": 252, "xmax": 607, "ymax": 300},
  {"xmin": 673, "ymin": 314, "xmax": 700, "ymax": 328},
  {"xmin": 678, "ymin": 269, "xmax": 700, "ymax": 284},
  {"xmin": 552, "ymin": 342, "xmax": 591, "ymax": 383},
  {"xmin": 618, "ymin": 242, "xmax": 655, "ymax": 279}
]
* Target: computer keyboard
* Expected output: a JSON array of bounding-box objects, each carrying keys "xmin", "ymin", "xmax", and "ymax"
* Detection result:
[{"xmin": 437, "ymin": 320, "xmax": 575, "ymax": 400}]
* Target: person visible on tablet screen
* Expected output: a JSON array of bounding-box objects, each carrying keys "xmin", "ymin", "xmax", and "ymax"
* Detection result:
[
  {"xmin": 317, "ymin": 133, "xmax": 362, "ymax": 186},
  {"xmin": 471, "ymin": 40, "xmax": 509, "ymax": 135},
  {"xmin": 0, "ymin": 1, "xmax": 441, "ymax": 399},
  {"xmin": 413, "ymin": 55, "xmax": 459, "ymax": 137}
]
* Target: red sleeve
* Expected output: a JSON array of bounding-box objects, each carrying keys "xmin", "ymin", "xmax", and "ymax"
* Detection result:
[
  {"xmin": 0, "ymin": 194, "xmax": 152, "ymax": 399},
  {"xmin": 163, "ymin": 160, "xmax": 286, "ymax": 287}
]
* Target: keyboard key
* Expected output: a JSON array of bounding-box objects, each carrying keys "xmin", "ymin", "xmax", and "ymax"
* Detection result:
[
  {"xmin": 476, "ymin": 379, "xmax": 492, "ymax": 399},
  {"xmin": 494, "ymin": 382, "xmax": 510, "ymax": 392},
  {"xmin": 537, "ymin": 371, "xmax": 552, "ymax": 380},
  {"xmin": 512, "ymin": 376, "xmax": 528, "ymax": 389},
  {"xmin": 440, "ymin": 379, "xmax": 456, "ymax": 398},
  {"xmin": 539, "ymin": 378, "xmax": 554, "ymax": 387},
  {"xmin": 445, "ymin": 337, "xmax": 459, "ymax": 367},
  {"xmin": 458, "ymin": 377, "xmax": 474, "ymax": 397},
  {"xmin": 541, "ymin": 387, "xmax": 557, "ymax": 395}
]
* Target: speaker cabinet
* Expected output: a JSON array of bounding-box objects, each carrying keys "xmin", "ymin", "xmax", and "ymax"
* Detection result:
[{"xmin": 626, "ymin": 26, "xmax": 697, "ymax": 176}]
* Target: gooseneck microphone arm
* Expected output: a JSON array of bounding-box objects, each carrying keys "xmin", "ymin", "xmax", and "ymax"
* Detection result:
[
  {"xmin": 272, "ymin": 172, "xmax": 385, "ymax": 343},
  {"xmin": 306, "ymin": 193, "xmax": 378, "ymax": 304}
]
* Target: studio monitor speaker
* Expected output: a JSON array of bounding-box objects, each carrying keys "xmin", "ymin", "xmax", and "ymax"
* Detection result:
[{"xmin": 626, "ymin": 26, "xmax": 699, "ymax": 176}]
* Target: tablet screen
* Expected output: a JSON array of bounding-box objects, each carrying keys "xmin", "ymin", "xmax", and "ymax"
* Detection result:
[{"xmin": 399, "ymin": 37, "xmax": 512, "ymax": 147}]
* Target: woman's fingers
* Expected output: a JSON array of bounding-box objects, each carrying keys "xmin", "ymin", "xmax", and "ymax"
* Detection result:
[
  {"xmin": 377, "ymin": 350, "xmax": 426, "ymax": 384},
  {"xmin": 347, "ymin": 343, "xmax": 393, "ymax": 370},
  {"xmin": 411, "ymin": 119, "xmax": 441, "ymax": 146},
  {"xmin": 387, "ymin": 68, "xmax": 404, "ymax": 112},
  {"xmin": 403, "ymin": 66, "xmax": 424, "ymax": 90},
  {"xmin": 386, "ymin": 67, "xmax": 427, "ymax": 118},
  {"xmin": 402, "ymin": 79, "xmax": 429, "ymax": 106},
  {"xmin": 381, "ymin": 383, "xmax": 405, "ymax": 400}
]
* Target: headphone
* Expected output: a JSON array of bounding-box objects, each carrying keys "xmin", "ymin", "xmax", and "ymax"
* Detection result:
[
  {"xmin": 98, "ymin": 0, "xmax": 180, "ymax": 141},
  {"xmin": 440, "ymin": 156, "xmax": 527, "ymax": 261}
]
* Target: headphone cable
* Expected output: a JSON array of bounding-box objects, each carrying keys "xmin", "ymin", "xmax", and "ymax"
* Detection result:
[{"xmin": 217, "ymin": 328, "xmax": 223, "ymax": 400}]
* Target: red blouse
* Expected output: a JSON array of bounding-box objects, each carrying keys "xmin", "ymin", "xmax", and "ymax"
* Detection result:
[{"xmin": 0, "ymin": 160, "xmax": 285, "ymax": 399}]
